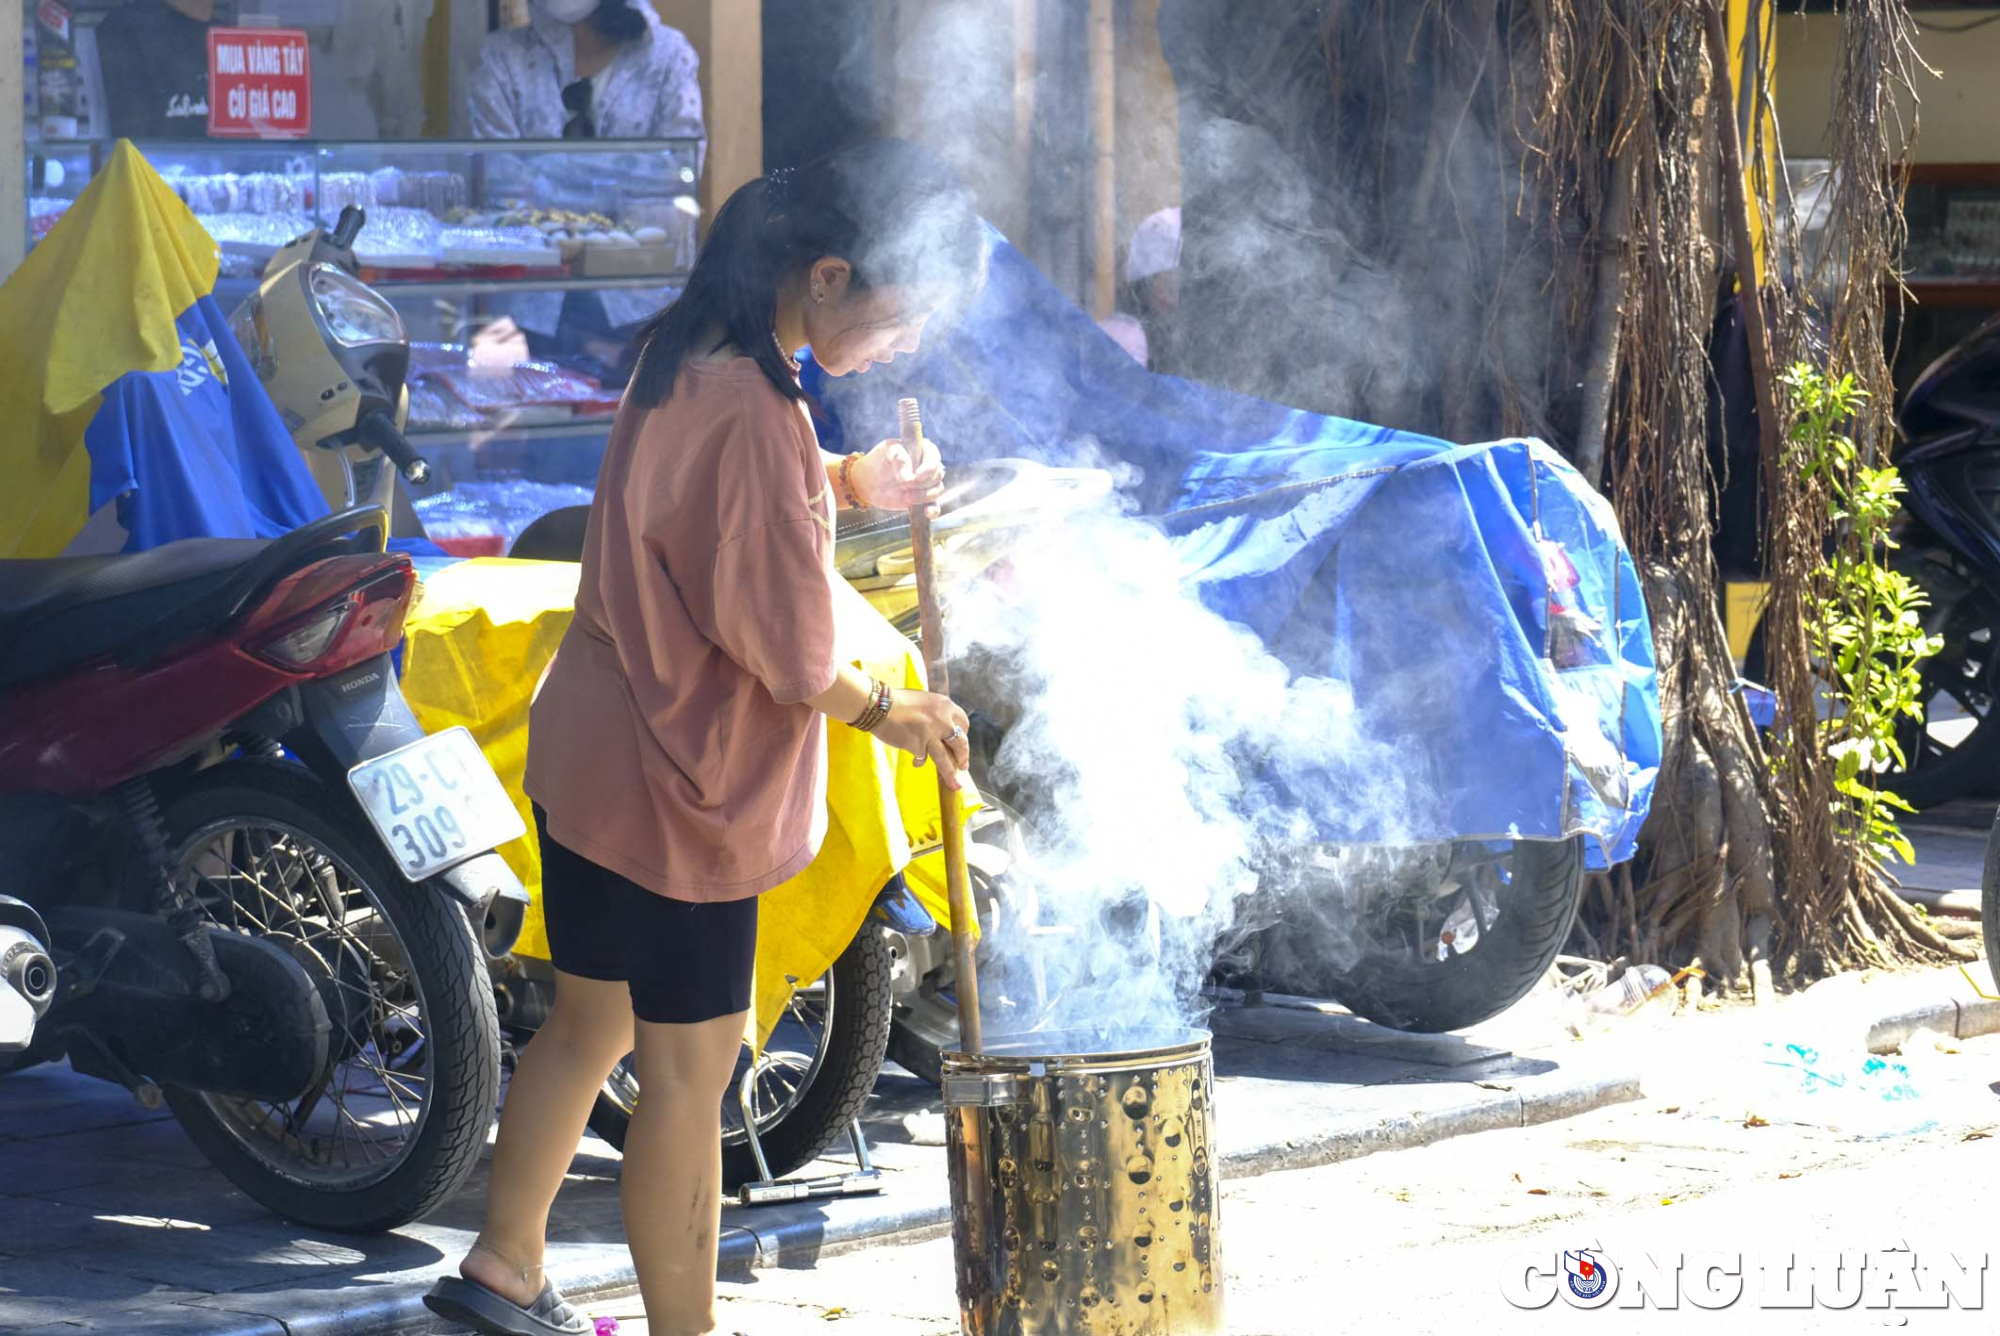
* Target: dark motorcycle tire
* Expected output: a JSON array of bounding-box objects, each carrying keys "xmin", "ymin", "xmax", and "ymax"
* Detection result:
[
  {"xmin": 1321, "ymin": 836, "xmax": 1586, "ymax": 1033},
  {"xmin": 585, "ymin": 926, "xmax": 894, "ymax": 1189},
  {"xmin": 1745, "ymin": 565, "xmax": 2000, "ymax": 811},
  {"xmin": 1983, "ymin": 808, "xmax": 2000, "ymax": 981},
  {"xmin": 1888, "ymin": 585, "xmax": 2000, "ymax": 811},
  {"xmin": 155, "ymin": 765, "xmax": 501, "ymax": 1233}
]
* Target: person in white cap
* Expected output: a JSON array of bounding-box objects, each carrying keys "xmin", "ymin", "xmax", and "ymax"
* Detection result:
[{"xmin": 1096, "ymin": 206, "xmax": 1183, "ymax": 370}]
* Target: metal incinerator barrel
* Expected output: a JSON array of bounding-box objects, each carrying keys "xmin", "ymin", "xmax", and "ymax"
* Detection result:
[{"xmin": 943, "ymin": 1028, "xmax": 1222, "ymax": 1334}]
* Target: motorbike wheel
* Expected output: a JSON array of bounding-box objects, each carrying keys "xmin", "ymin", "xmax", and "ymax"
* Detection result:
[
  {"xmin": 586, "ymin": 926, "xmax": 894, "ymax": 1188},
  {"xmin": 1983, "ymin": 807, "xmax": 2000, "ymax": 979},
  {"xmin": 1889, "ymin": 584, "xmax": 2000, "ymax": 810},
  {"xmin": 1317, "ymin": 836, "xmax": 1586, "ymax": 1033},
  {"xmin": 154, "ymin": 763, "xmax": 500, "ymax": 1233}
]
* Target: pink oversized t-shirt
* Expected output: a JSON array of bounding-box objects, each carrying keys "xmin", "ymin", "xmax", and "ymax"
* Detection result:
[{"xmin": 523, "ymin": 357, "xmax": 839, "ymax": 901}]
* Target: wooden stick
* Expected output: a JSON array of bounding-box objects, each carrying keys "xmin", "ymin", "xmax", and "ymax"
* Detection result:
[{"xmin": 901, "ymin": 398, "xmax": 983, "ymax": 1056}]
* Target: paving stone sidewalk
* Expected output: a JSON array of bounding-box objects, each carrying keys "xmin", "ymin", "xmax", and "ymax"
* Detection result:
[{"xmin": 0, "ymin": 998, "xmax": 1645, "ymax": 1335}]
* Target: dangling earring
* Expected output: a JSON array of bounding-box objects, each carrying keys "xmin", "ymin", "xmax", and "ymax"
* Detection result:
[{"xmin": 812, "ymin": 283, "xmax": 825, "ymax": 304}]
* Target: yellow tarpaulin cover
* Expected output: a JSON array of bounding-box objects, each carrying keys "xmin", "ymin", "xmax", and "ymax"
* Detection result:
[
  {"xmin": 400, "ymin": 556, "xmax": 972, "ymax": 1048},
  {"xmin": 0, "ymin": 141, "xmax": 220, "ymax": 558}
]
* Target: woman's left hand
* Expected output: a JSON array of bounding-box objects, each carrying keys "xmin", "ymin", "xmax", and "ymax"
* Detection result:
[{"xmin": 853, "ymin": 435, "xmax": 947, "ymax": 514}]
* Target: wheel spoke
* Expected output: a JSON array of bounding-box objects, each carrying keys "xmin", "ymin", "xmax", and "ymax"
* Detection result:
[{"xmin": 171, "ymin": 815, "xmax": 437, "ymax": 1191}]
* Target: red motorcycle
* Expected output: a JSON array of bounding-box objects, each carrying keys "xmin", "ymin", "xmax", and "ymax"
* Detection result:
[{"xmin": 0, "ymin": 506, "xmax": 527, "ymax": 1232}]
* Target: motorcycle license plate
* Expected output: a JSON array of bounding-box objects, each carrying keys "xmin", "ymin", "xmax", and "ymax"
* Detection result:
[{"xmin": 347, "ymin": 728, "xmax": 526, "ymax": 882}]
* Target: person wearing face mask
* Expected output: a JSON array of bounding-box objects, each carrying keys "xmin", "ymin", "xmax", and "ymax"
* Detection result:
[
  {"xmin": 470, "ymin": 0, "xmax": 701, "ymax": 143},
  {"xmin": 422, "ymin": 139, "xmax": 987, "ymax": 1336},
  {"xmin": 470, "ymin": 0, "xmax": 705, "ymax": 368}
]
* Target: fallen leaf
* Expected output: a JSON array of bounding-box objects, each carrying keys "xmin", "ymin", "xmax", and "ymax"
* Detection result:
[
  {"xmin": 1745, "ymin": 1114, "xmax": 1770, "ymax": 1128},
  {"xmin": 1392, "ymin": 1189, "xmax": 1412, "ymax": 1202},
  {"xmin": 1964, "ymin": 1130, "xmax": 1993, "ymax": 1143},
  {"xmin": 1527, "ymin": 1188, "xmax": 1551, "ymax": 1196},
  {"xmin": 1474, "ymin": 1081, "xmax": 1515, "ymax": 1092},
  {"xmin": 1779, "ymin": 1172, "xmax": 1801, "ymax": 1180},
  {"xmin": 1512, "ymin": 1172, "xmax": 1523, "ymax": 1183},
  {"xmin": 821, "ymin": 1308, "xmax": 848, "ymax": 1321},
  {"xmin": 1662, "ymin": 1105, "xmax": 1681, "ymax": 1114},
  {"xmin": 1660, "ymin": 1197, "xmax": 1674, "ymax": 1206}
]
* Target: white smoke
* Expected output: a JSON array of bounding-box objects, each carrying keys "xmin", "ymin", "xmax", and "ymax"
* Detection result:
[{"xmin": 946, "ymin": 467, "xmax": 1445, "ymax": 1042}]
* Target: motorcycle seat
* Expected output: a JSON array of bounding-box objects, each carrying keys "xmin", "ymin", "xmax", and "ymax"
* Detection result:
[{"xmin": 0, "ymin": 538, "xmax": 269, "ymax": 691}]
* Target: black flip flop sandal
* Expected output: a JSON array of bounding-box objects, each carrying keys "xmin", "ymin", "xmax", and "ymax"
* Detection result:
[{"xmin": 423, "ymin": 1275, "xmax": 591, "ymax": 1336}]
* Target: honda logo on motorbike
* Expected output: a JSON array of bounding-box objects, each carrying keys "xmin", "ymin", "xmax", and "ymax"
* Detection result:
[{"xmin": 338, "ymin": 670, "xmax": 382, "ymax": 696}]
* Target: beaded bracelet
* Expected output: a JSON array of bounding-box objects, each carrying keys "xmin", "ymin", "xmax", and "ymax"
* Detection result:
[{"xmin": 838, "ymin": 452, "xmax": 867, "ymax": 510}]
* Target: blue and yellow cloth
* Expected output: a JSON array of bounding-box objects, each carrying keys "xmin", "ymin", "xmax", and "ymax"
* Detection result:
[{"xmin": 0, "ymin": 141, "xmax": 326, "ymax": 557}]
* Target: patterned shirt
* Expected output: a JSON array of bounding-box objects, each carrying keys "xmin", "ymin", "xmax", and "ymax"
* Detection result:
[{"xmin": 471, "ymin": 5, "xmax": 705, "ymax": 331}]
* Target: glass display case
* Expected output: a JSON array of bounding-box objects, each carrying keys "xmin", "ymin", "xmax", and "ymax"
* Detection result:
[
  {"xmin": 1891, "ymin": 163, "xmax": 2000, "ymax": 396},
  {"xmin": 1903, "ymin": 164, "xmax": 2000, "ymax": 307},
  {"xmin": 26, "ymin": 138, "xmax": 700, "ymax": 554}
]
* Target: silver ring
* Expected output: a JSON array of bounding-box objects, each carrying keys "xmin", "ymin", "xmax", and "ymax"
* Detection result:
[{"xmin": 945, "ymin": 726, "xmax": 967, "ymax": 742}]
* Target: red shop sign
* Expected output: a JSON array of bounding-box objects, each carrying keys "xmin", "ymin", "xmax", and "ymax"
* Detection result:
[{"xmin": 207, "ymin": 28, "xmax": 312, "ymax": 139}]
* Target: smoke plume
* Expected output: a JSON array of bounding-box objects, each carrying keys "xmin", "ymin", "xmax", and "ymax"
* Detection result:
[{"xmin": 947, "ymin": 470, "xmax": 1446, "ymax": 1043}]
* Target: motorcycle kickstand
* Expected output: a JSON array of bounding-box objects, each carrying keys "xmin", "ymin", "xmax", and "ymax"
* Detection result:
[
  {"xmin": 733, "ymin": 1059, "xmax": 884, "ymax": 1208},
  {"xmin": 58, "ymin": 1026, "xmax": 165, "ymax": 1110}
]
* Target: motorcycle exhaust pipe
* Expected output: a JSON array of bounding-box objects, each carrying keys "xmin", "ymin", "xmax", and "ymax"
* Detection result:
[{"xmin": 0, "ymin": 924, "xmax": 57, "ymax": 1019}]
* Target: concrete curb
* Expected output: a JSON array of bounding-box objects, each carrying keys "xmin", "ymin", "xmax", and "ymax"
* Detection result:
[
  {"xmin": 1220, "ymin": 1066, "xmax": 1640, "ymax": 1179},
  {"xmin": 1893, "ymin": 885, "xmax": 1981, "ymax": 920},
  {"xmin": 1867, "ymin": 991, "xmax": 2000, "ymax": 1054}
]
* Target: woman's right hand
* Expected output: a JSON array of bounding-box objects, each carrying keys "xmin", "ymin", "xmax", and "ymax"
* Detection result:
[{"xmin": 877, "ymin": 689, "xmax": 973, "ymax": 790}]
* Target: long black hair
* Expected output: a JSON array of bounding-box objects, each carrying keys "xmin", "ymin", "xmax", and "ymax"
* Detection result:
[
  {"xmin": 588, "ymin": 0, "xmax": 648, "ymax": 45},
  {"xmin": 628, "ymin": 138, "xmax": 986, "ymax": 409}
]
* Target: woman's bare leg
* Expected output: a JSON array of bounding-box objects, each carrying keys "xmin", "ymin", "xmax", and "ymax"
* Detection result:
[
  {"xmin": 461, "ymin": 969, "xmax": 635, "ymax": 1303},
  {"xmin": 620, "ymin": 1010, "xmax": 746, "ymax": 1336}
]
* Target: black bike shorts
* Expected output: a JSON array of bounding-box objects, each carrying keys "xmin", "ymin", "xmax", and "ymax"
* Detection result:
[{"xmin": 533, "ymin": 806, "xmax": 759, "ymax": 1025}]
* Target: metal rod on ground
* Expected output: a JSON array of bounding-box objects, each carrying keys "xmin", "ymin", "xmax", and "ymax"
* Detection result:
[{"xmin": 901, "ymin": 396, "xmax": 983, "ymax": 1056}]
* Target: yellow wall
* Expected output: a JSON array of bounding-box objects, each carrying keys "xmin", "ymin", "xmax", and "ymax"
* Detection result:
[{"xmin": 1777, "ymin": 8, "xmax": 2000, "ymax": 162}]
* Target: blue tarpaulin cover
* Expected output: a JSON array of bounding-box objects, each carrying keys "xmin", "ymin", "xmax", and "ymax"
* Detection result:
[{"xmin": 807, "ymin": 233, "xmax": 1660, "ymax": 865}]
